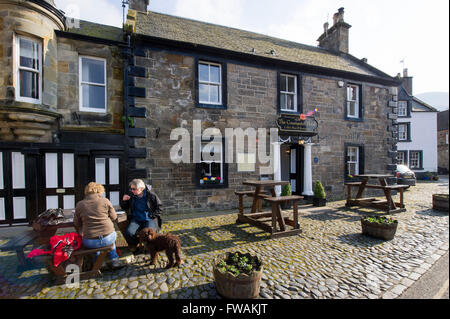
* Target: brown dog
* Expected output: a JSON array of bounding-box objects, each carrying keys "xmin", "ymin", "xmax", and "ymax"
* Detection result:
[{"xmin": 138, "ymin": 228, "xmax": 183, "ymax": 268}]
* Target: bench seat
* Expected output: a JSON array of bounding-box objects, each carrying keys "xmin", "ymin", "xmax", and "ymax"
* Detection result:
[{"xmin": 264, "ymin": 195, "xmax": 304, "ymax": 203}]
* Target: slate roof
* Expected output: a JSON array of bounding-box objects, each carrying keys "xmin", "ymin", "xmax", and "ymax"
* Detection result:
[
  {"xmin": 134, "ymin": 11, "xmax": 395, "ymax": 81},
  {"xmin": 64, "ymin": 19, "xmax": 125, "ymax": 43}
]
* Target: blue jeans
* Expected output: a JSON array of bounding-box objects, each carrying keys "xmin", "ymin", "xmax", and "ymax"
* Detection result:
[
  {"xmin": 82, "ymin": 231, "xmax": 119, "ymax": 261},
  {"xmin": 124, "ymin": 218, "xmax": 158, "ymax": 246}
]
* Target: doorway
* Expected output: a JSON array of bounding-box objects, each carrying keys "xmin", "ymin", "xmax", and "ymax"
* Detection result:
[{"xmin": 280, "ymin": 144, "xmax": 304, "ymax": 195}]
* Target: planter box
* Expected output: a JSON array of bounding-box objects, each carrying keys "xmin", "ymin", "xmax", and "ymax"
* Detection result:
[
  {"xmin": 433, "ymin": 194, "xmax": 449, "ymax": 212},
  {"xmin": 361, "ymin": 218, "xmax": 398, "ymax": 240},
  {"xmin": 313, "ymin": 197, "xmax": 326, "ymax": 207},
  {"xmin": 213, "ymin": 252, "xmax": 263, "ymax": 299}
]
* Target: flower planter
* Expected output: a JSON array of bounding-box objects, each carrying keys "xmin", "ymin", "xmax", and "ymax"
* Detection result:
[
  {"xmin": 432, "ymin": 194, "xmax": 449, "ymax": 212},
  {"xmin": 213, "ymin": 252, "xmax": 263, "ymax": 299},
  {"xmin": 361, "ymin": 217, "xmax": 398, "ymax": 240},
  {"xmin": 313, "ymin": 197, "xmax": 326, "ymax": 207}
]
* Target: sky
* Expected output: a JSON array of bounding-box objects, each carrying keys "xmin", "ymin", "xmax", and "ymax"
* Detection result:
[{"xmin": 54, "ymin": 0, "xmax": 449, "ymax": 97}]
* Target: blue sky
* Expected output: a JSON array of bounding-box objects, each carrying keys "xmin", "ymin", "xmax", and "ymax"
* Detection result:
[{"xmin": 54, "ymin": 0, "xmax": 449, "ymax": 96}]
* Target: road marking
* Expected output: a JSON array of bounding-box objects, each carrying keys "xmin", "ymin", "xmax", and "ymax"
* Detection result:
[{"xmin": 433, "ymin": 278, "xmax": 449, "ymax": 299}]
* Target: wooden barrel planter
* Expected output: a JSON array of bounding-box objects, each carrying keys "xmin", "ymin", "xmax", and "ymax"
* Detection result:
[
  {"xmin": 432, "ymin": 194, "xmax": 449, "ymax": 212},
  {"xmin": 361, "ymin": 217, "xmax": 398, "ymax": 240},
  {"xmin": 213, "ymin": 252, "xmax": 263, "ymax": 299}
]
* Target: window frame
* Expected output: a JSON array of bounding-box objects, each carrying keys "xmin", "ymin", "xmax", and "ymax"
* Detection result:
[
  {"xmin": 396, "ymin": 151, "xmax": 408, "ymax": 165},
  {"xmin": 346, "ymin": 146, "xmax": 359, "ymax": 176},
  {"xmin": 345, "ymin": 83, "xmax": 363, "ymax": 121},
  {"xmin": 279, "ymin": 73, "xmax": 298, "ymax": 113},
  {"xmin": 195, "ymin": 136, "xmax": 228, "ymax": 189},
  {"xmin": 344, "ymin": 143, "xmax": 365, "ymax": 180},
  {"xmin": 398, "ymin": 122, "xmax": 411, "ymax": 142},
  {"xmin": 196, "ymin": 59, "xmax": 227, "ymax": 109},
  {"xmin": 15, "ymin": 34, "xmax": 43, "ymax": 104},
  {"xmin": 397, "ymin": 100, "xmax": 408, "ymax": 117},
  {"xmin": 79, "ymin": 55, "xmax": 107, "ymax": 113},
  {"xmin": 409, "ymin": 150, "xmax": 423, "ymax": 170}
]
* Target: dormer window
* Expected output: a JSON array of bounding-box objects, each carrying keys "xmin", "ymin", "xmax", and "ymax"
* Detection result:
[{"xmin": 15, "ymin": 35, "xmax": 42, "ymax": 104}]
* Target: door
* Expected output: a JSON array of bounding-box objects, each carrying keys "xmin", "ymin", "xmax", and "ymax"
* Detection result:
[
  {"xmin": 0, "ymin": 151, "xmax": 28, "ymax": 225},
  {"xmin": 289, "ymin": 145, "xmax": 304, "ymax": 195},
  {"xmin": 42, "ymin": 152, "xmax": 76, "ymax": 211}
]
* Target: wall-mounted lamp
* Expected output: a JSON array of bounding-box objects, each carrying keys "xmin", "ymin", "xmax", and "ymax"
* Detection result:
[{"xmin": 338, "ymin": 80, "xmax": 344, "ymax": 88}]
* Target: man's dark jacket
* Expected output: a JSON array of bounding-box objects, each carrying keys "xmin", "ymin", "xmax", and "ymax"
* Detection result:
[{"xmin": 120, "ymin": 184, "xmax": 162, "ymax": 228}]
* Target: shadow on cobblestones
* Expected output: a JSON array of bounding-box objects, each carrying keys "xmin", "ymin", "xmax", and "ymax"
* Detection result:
[{"xmin": 336, "ymin": 233, "xmax": 385, "ymax": 248}]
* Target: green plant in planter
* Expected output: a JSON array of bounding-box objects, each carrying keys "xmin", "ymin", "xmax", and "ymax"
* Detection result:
[
  {"xmin": 281, "ymin": 183, "xmax": 292, "ymax": 196},
  {"xmin": 216, "ymin": 252, "xmax": 262, "ymax": 277},
  {"xmin": 362, "ymin": 216, "xmax": 397, "ymax": 225},
  {"xmin": 313, "ymin": 181, "xmax": 326, "ymax": 199},
  {"xmin": 313, "ymin": 181, "xmax": 326, "ymax": 207}
]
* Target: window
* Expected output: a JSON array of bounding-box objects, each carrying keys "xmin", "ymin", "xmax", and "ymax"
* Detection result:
[
  {"xmin": 398, "ymin": 101, "xmax": 408, "ymax": 117},
  {"xmin": 398, "ymin": 123, "xmax": 410, "ymax": 141},
  {"xmin": 198, "ymin": 61, "xmax": 222, "ymax": 105},
  {"xmin": 79, "ymin": 56, "xmax": 107, "ymax": 113},
  {"xmin": 346, "ymin": 146, "xmax": 359, "ymax": 176},
  {"xmin": 396, "ymin": 151, "xmax": 407, "ymax": 165},
  {"xmin": 94, "ymin": 157, "xmax": 121, "ymax": 206},
  {"xmin": 280, "ymin": 73, "xmax": 297, "ymax": 112},
  {"xmin": 15, "ymin": 35, "xmax": 42, "ymax": 103},
  {"xmin": 199, "ymin": 140, "xmax": 223, "ymax": 185},
  {"xmin": 409, "ymin": 151, "xmax": 422, "ymax": 169},
  {"xmin": 346, "ymin": 84, "xmax": 360, "ymax": 119}
]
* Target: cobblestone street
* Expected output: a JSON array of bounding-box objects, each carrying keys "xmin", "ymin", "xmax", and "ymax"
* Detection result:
[{"xmin": 0, "ymin": 179, "xmax": 448, "ymax": 299}]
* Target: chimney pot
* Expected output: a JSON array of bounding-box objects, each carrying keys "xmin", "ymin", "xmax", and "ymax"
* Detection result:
[{"xmin": 403, "ymin": 68, "xmax": 408, "ymax": 77}]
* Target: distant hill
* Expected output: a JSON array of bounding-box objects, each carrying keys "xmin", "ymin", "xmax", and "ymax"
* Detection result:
[{"xmin": 415, "ymin": 92, "xmax": 449, "ymax": 112}]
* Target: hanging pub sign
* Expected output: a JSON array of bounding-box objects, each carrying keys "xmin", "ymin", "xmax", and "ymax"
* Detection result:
[{"xmin": 276, "ymin": 114, "xmax": 318, "ymax": 137}]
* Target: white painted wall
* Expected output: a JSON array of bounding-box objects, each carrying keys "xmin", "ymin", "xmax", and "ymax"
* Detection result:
[{"xmin": 398, "ymin": 111, "xmax": 438, "ymax": 172}]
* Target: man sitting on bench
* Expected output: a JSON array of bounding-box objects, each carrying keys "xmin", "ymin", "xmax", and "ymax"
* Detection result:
[{"xmin": 73, "ymin": 182, "xmax": 125, "ymax": 270}]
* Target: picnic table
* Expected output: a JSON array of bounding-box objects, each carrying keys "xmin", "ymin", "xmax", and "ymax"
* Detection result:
[
  {"xmin": 345, "ymin": 174, "xmax": 408, "ymax": 214},
  {"xmin": 236, "ymin": 180, "xmax": 303, "ymax": 238},
  {"xmin": 1, "ymin": 207, "xmax": 127, "ymax": 273}
]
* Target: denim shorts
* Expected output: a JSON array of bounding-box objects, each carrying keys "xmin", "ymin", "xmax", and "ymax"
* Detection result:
[{"xmin": 82, "ymin": 231, "xmax": 119, "ymax": 261}]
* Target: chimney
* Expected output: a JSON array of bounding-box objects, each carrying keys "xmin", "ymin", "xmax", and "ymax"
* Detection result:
[
  {"xmin": 129, "ymin": 0, "xmax": 149, "ymax": 12},
  {"xmin": 401, "ymin": 68, "xmax": 413, "ymax": 95},
  {"xmin": 317, "ymin": 7, "xmax": 352, "ymax": 54}
]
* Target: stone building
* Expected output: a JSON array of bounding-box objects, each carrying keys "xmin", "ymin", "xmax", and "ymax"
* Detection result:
[
  {"xmin": 124, "ymin": 2, "xmax": 400, "ymax": 215},
  {"xmin": 437, "ymin": 110, "xmax": 449, "ymax": 174},
  {"xmin": 0, "ymin": 1, "xmax": 401, "ymax": 225},
  {"xmin": 0, "ymin": 0, "xmax": 145, "ymax": 225}
]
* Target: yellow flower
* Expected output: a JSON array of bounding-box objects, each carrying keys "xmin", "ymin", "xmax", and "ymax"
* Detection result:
[
  {"xmin": 203, "ymin": 177, "xmax": 208, "ymax": 181},
  {"xmin": 349, "ymin": 175, "xmax": 353, "ymax": 178}
]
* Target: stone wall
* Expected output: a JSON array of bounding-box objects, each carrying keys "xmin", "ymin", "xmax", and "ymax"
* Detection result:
[
  {"xmin": 134, "ymin": 48, "xmax": 395, "ymax": 214},
  {"xmin": 438, "ymin": 129, "xmax": 449, "ymax": 173},
  {"xmin": 56, "ymin": 37, "xmax": 124, "ymax": 130}
]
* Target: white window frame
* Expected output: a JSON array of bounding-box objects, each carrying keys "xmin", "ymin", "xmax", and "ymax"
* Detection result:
[
  {"xmin": 398, "ymin": 100, "xmax": 408, "ymax": 117},
  {"xmin": 398, "ymin": 123, "xmax": 408, "ymax": 141},
  {"xmin": 396, "ymin": 151, "xmax": 406, "ymax": 165},
  {"xmin": 409, "ymin": 151, "xmax": 421, "ymax": 169},
  {"xmin": 280, "ymin": 73, "xmax": 297, "ymax": 112},
  {"xmin": 79, "ymin": 56, "xmax": 107, "ymax": 113},
  {"xmin": 198, "ymin": 61, "xmax": 222, "ymax": 105},
  {"xmin": 15, "ymin": 34, "xmax": 42, "ymax": 104},
  {"xmin": 347, "ymin": 146, "xmax": 359, "ymax": 175},
  {"xmin": 346, "ymin": 84, "xmax": 360, "ymax": 118}
]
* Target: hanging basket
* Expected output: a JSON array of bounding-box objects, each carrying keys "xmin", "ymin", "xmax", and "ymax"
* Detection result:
[{"xmin": 361, "ymin": 217, "xmax": 398, "ymax": 240}]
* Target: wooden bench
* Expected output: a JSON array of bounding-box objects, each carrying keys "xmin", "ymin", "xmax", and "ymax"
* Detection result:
[
  {"xmin": 262, "ymin": 195, "xmax": 303, "ymax": 238},
  {"xmin": 235, "ymin": 190, "xmax": 270, "ymax": 214},
  {"xmin": 0, "ymin": 229, "xmax": 39, "ymax": 271},
  {"xmin": 44, "ymin": 244, "xmax": 114, "ymax": 284}
]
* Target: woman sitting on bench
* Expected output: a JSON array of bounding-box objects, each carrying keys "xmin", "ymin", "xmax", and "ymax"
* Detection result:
[{"xmin": 73, "ymin": 182, "xmax": 125, "ymax": 270}]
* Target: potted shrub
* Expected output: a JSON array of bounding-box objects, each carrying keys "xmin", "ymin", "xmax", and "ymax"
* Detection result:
[
  {"xmin": 280, "ymin": 183, "xmax": 292, "ymax": 209},
  {"xmin": 213, "ymin": 251, "xmax": 263, "ymax": 299},
  {"xmin": 423, "ymin": 171, "xmax": 433, "ymax": 181},
  {"xmin": 313, "ymin": 181, "xmax": 326, "ymax": 207},
  {"xmin": 432, "ymin": 194, "xmax": 449, "ymax": 212},
  {"xmin": 361, "ymin": 216, "xmax": 398, "ymax": 240}
]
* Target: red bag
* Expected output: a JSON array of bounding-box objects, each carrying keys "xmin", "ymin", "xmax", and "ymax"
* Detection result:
[{"xmin": 27, "ymin": 232, "xmax": 82, "ymax": 267}]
